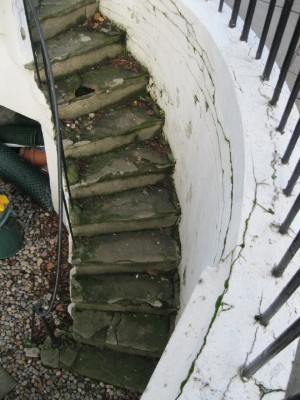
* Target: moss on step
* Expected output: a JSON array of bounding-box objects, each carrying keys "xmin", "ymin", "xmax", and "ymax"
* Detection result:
[
  {"xmin": 68, "ymin": 142, "xmax": 174, "ymax": 198},
  {"xmin": 41, "ymin": 345, "xmax": 156, "ymax": 392},
  {"xmin": 73, "ymin": 229, "xmax": 180, "ymax": 273},
  {"xmin": 71, "ymin": 186, "xmax": 179, "ymax": 236},
  {"xmin": 71, "ymin": 272, "xmax": 178, "ymax": 309},
  {"xmin": 63, "ymin": 106, "xmax": 163, "ymax": 158},
  {"xmin": 34, "ymin": 1, "xmax": 98, "ymax": 41},
  {"xmin": 37, "ymin": 0, "xmax": 96, "ymax": 22},
  {"xmin": 57, "ymin": 66, "xmax": 149, "ymax": 119},
  {"xmin": 71, "ymin": 308, "xmax": 172, "ymax": 357},
  {"xmin": 36, "ymin": 29, "xmax": 125, "ymax": 80}
]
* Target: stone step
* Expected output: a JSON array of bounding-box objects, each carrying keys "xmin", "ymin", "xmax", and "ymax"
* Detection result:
[
  {"xmin": 71, "ymin": 186, "xmax": 179, "ymax": 236},
  {"xmin": 63, "ymin": 105, "xmax": 163, "ymax": 159},
  {"xmin": 72, "ymin": 229, "xmax": 180, "ymax": 274},
  {"xmin": 34, "ymin": 0, "xmax": 98, "ymax": 40},
  {"xmin": 37, "ymin": 29, "xmax": 125, "ymax": 80},
  {"xmin": 41, "ymin": 345, "xmax": 156, "ymax": 392},
  {"xmin": 71, "ymin": 271, "xmax": 179, "ymax": 311},
  {"xmin": 71, "ymin": 307, "xmax": 173, "ymax": 357},
  {"xmin": 67, "ymin": 141, "xmax": 174, "ymax": 198},
  {"xmin": 56, "ymin": 65, "xmax": 148, "ymax": 120}
]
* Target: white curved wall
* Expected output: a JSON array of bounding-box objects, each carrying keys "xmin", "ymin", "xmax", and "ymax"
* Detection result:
[{"xmin": 100, "ymin": 0, "xmax": 245, "ymax": 312}]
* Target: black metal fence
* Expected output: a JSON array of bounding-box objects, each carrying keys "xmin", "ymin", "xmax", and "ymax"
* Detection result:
[
  {"xmin": 217, "ymin": 0, "xmax": 300, "ymax": 389},
  {"xmin": 22, "ymin": 0, "xmax": 74, "ymax": 347}
]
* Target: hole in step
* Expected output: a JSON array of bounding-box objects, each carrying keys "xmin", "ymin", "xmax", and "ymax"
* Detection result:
[{"xmin": 75, "ymin": 86, "xmax": 95, "ymax": 97}]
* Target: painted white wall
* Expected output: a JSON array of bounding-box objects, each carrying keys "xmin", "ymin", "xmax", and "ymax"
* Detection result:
[
  {"xmin": 0, "ymin": 0, "xmax": 59, "ymax": 209},
  {"xmin": 100, "ymin": 0, "xmax": 300, "ymax": 399},
  {"xmin": 100, "ymin": 0, "xmax": 245, "ymax": 314}
]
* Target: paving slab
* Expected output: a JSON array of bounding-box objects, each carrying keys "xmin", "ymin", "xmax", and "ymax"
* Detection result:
[
  {"xmin": 71, "ymin": 346, "xmax": 157, "ymax": 392},
  {"xmin": 37, "ymin": 0, "xmax": 96, "ymax": 22},
  {"xmin": 68, "ymin": 142, "xmax": 173, "ymax": 197},
  {"xmin": 63, "ymin": 106, "xmax": 163, "ymax": 158},
  {"xmin": 71, "ymin": 186, "xmax": 179, "ymax": 236},
  {"xmin": 0, "ymin": 365, "xmax": 17, "ymax": 399},
  {"xmin": 36, "ymin": 29, "xmax": 124, "ymax": 79},
  {"xmin": 33, "ymin": 0, "xmax": 98, "ymax": 41},
  {"xmin": 71, "ymin": 308, "xmax": 171, "ymax": 356},
  {"xmin": 73, "ymin": 229, "xmax": 180, "ymax": 273},
  {"xmin": 57, "ymin": 66, "xmax": 148, "ymax": 119},
  {"xmin": 71, "ymin": 272, "xmax": 177, "ymax": 309}
]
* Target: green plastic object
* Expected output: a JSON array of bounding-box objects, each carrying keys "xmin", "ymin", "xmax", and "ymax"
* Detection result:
[
  {"xmin": 0, "ymin": 204, "xmax": 23, "ymax": 259},
  {"xmin": 0, "ymin": 144, "xmax": 53, "ymax": 211},
  {"xmin": 0, "ymin": 125, "xmax": 44, "ymax": 146}
]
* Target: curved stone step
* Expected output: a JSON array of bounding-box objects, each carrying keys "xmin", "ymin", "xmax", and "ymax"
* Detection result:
[
  {"xmin": 71, "ymin": 186, "xmax": 179, "ymax": 236},
  {"xmin": 72, "ymin": 229, "xmax": 180, "ymax": 274},
  {"xmin": 68, "ymin": 141, "xmax": 174, "ymax": 198},
  {"xmin": 63, "ymin": 105, "xmax": 163, "ymax": 158},
  {"xmin": 57, "ymin": 65, "xmax": 148, "ymax": 119},
  {"xmin": 34, "ymin": 0, "xmax": 98, "ymax": 40},
  {"xmin": 71, "ymin": 307, "xmax": 173, "ymax": 357},
  {"xmin": 71, "ymin": 271, "xmax": 179, "ymax": 310},
  {"xmin": 41, "ymin": 345, "xmax": 156, "ymax": 392},
  {"xmin": 37, "ymin": 29, "xmax": 125, "ymax": 80}
]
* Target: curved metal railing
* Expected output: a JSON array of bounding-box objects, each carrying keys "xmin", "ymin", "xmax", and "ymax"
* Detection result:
[
  {"xmin": 22, "ymin": 0, "xmax": 74, "ymax": 346},
  {"xmin": 217, "ymin": 0, "xmax": 300, "ymax": 386}
]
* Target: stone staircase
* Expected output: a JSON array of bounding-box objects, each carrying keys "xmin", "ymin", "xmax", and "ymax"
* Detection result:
[{"xmin": 34, "ymin": 0, "xmax": 181, "ymax": 392}]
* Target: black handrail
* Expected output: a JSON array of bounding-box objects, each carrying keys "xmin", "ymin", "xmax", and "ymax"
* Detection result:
[{"xmin": 22, "ymin": 0, "xmax": 73, "ymax": 346}]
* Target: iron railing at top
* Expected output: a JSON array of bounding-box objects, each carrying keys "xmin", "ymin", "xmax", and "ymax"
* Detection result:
[
  {"xmin": 22, "ymin": 0, "xmax": 74, "ymax": 347},
  {"xmin": 217, "ymin": 0, "xmax": 300, "ymax": 388}
]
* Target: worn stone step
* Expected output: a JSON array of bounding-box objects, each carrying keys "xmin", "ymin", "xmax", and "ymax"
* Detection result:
[
  {"xmin": 72, "ymin": 229, "xmax": 180, "ymax": 274},
  {"xmin": 71, "ymin": 307, "xmax": 173, "ymax": 357},
  {"xmin": 68, "ymin": 141, "xmax": 174, "ymax": 198},
  {"xmin": 73, "ymin": 301, "xmax": 177, "ymax": 315},
  {"xmin": 71, "ymin": 271, "xmax": 179, "ymax": 310},
  {"xmin": 56, "ymin": 65, "xmax": 148, "ymax": 120},
  {"xmin": 63, "ymin": 105, "xmax": 163, "ymax": 158},
  {"xmin": 41, "ymin": 345, "xmax": 156, "ymax": 392},
  {"xmin": 34, "ymin": 0, "xmax": 98, "ymax": 40},
  {"xmin": 71, "ymin": 186, "xmax": 179, "ymax": 236},
  {"xmin": 37, "ymin": 29, "xmax": 125, "ymax": 80}
]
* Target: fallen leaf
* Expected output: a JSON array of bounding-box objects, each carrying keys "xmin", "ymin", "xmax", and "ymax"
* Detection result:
[
  {"xmin": 147, "ymin": 269, "xmax": 160, "ymax": 276},
  {"xmin": 93, "ymin": 12, "xmax": 105, "ymax": 22},
  {"xmin": 46, "ymin": 262, "xmax": 55, "ymax": 270}
]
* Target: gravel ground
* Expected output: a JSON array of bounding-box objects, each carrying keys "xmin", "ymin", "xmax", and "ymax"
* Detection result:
[{"xmin": 0, "ymin": 179, "xmax": 141, "ymax": 400}]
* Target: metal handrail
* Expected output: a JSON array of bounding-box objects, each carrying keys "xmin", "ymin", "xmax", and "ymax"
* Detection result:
[{"xmin": 22, "ymin": 0, "xmax": 73, "ymax": 346}]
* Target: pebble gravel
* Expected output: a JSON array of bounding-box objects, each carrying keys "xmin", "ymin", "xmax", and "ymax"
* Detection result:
[{"xmin": 0, "ymin": 179, "xmax": 141, "ymax": 400}]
